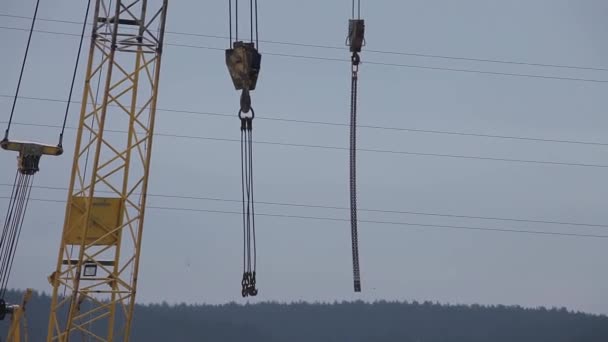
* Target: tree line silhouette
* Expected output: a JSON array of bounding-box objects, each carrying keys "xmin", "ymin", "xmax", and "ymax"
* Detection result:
[{"xmin": 1, "ymin": 289, "xmax": 607, "ymax": 341}]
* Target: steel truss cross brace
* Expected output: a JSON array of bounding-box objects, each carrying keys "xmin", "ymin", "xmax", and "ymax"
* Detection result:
[{"xmin": 46, "ymin": 1, "xmax": 168, "ymax": 341}]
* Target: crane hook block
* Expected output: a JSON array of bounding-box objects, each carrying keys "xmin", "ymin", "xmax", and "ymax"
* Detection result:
[
  {"xmin": 347, "ymin": 19, "xmax": 365, "ymax": 53},
  {"xmin": 225, "ymin": 41, "xmax": 262, "ymax": 92},
  {"xmin": 1, "ymin": 139, "xmax": 63, "ymax": 175}
]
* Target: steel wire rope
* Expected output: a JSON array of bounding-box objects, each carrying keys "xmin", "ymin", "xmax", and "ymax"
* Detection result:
[
  {"xmin": 58, "ymin": 0, "xmax": 92, "ymax": 148},
  {"xmin": 4, "ymin": 175, "xmax": 34, "ymax": 298},
  {"xmin": 240, "ymin": 123, "xmax": 247, "ymax": 280},
  {"xmin": 250, "ymin": 0, "xmax": 253, "ymax": 43},
  {"xmin": 249, "ymin": 122, "xmax": 257, "ymax": 281},
  {"xmin": 229, "ymin": 0, "xmax": 232, "ymax": 45},
  {"xmin": 0, "ymin": 172, "xmax": 34, "ymax": 300},
  {"xmin": 352, "ymin": 0, "xmax": 361, "ymax": 19},
  {"xmin": 230, "ymin": 0, "xmax": 260, "ymax": 296},
  {"xmin": 239, "ymin": 118, "xmax": 257, "ymax": 296},
  {"xmin": 246, "ymin": 127, "xmax": 251, "ymax": 285},
  {"xmin": 236, "ymin": 0, "xmax": 239, "ymax": 41},
  {"xmin": 0, "ymin": 172, "xmax": 19, "ymax": 299},
  {"xmin": 254, "ymin": 0, "xmax": 259, "ymax": 47},
  {"xmin": 2, "ymin": 0, "xmax": 41, "ymax": 141}
]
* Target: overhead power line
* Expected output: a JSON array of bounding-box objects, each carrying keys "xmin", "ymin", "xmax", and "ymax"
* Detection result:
[
  {"xmin": 2, "ymin": 25, "xmax": 608, "ymax": 84},
  {"xmin": 0, "ymin": 196, "xmax": 606, "ymax": 239},
  {"xmin": 2, "ymin": 119, "xmax": 607, "ymax": 169},
  {"xmin": 1, "ymin": 94, "xmax": 606, "ymax": 147},
  {"xmin": 157, "ymin": 134, "xmax": 608, "ymax": 169},
  {"xmin": 1, "ymin": 13, "xmax": 607, "ymax": 72},
  {"xmin": 2, "ymin": 183, "xmax": 606, "ymax": 229}
]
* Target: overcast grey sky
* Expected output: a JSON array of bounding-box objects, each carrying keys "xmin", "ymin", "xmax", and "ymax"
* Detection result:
[{"xmin": 1, "ymin": 0, "xmax": 607, "ymax": 315}]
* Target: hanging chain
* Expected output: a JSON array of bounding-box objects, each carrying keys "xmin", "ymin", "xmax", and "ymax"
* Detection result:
[
  {"xmin": 347, "ymin": 3, "xmax": 365, "ymax": 293},
  {"xmin": 350, "ymin": 57, "xmax": 361, "ymax": 292}
]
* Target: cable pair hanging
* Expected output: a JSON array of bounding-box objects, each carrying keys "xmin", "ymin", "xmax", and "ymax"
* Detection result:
[
  {"xmin": 0, "ymin": 0, "xmax": 90, "ymax": 317},
  {"xmin": 224, "ymin": 0, "xmax": 365, "ymax": 296},
  {"xmin": 226, "ymin": 0, "xmax": 261, "ymax": 297}
]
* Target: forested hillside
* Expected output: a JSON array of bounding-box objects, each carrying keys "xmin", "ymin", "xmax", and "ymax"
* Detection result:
[{"xmin": 1, "ymin": 289, "xmax": 607, "ymax": 341}]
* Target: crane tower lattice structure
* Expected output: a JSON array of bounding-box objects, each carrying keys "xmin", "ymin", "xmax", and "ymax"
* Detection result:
[{"xmin": 46, "ymin": 0, "xmax": 168, "ymax": 340}]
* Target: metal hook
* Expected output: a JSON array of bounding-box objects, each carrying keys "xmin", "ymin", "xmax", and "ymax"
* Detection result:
[
  {"xmin": 240, "ymin": 88, "xmax": 252, "ymax": 113},
  {"xmin": 238, "ymin": 107, "xmax": 255, "ymax": 120}
]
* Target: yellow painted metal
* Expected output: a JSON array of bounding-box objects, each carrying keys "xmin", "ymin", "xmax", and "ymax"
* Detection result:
[
  {"xmin": 65, "ymin": 197, "xmax": 123, "ymax": 246},
  {"xmin": 46, "ymin": 1, "xmax": 168, "ymax": 341},
  {"xmin": 1, "ymin": 140, "xmax": 63, "ymax": 174},
  {"xmin": 6, "ymin": 288, "xmax": 33, "ymax": 342},
  {"xmin": 0, "ymin": 140, "xmax": 63, "ymax": 156}
]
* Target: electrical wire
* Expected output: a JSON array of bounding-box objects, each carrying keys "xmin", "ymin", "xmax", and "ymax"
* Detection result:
[
  {"xmin": 1, "ymin": 94, "xmax": 607, "ymax": 148},
  {"xmin": 1, "ymin": 13, "xmax": 608, "ymax": 72},
  {"xmin": 2, "ymin": 25, "xmax": 608, "ymax": 84},
  {"xmin": 155, "ymin": 134, "xmax": 608, "ymax": 169},
  {"xmin": 2, "ymin": 182, "xmax": 606, "ymax": 229},
  {"xmin": 1, "ymin": 196, "xmax": 606, "ymax": 239},
  {"xmin": 141, "ymin": 43, "xmax": 608, "ymax": 84},
  {"xmin": 1, "ymin": 119, "xmax": 606, "ymax": 169}
]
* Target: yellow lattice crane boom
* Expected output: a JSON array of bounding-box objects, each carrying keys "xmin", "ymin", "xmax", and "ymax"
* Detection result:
[
  {"xmin": 5, "ymin": 288, "xmax": 33, "ymax": 342},
  {"xmin": 46, "ymin": 1, "xmax": 168, "ymax": 340}
]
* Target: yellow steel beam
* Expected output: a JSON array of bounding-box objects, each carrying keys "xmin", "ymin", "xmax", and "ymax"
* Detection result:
[
  {"xmin": 47, "ymin": 1, "xmax": 168, "ymax": 341},
  {"xmin": 6, "ymin": 288, "xmax": 33, "ymax": 342},
  {"xmin": 0, "ymin": 140, "xmax": 63, "ymax": 156}
]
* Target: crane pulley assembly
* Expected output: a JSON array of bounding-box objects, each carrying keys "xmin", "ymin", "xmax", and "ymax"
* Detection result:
[
  {"xmin": 226, "ymin": 41, "xmax": 262, "ymax": 115},
  {"xmin": 226, "ymin": 0, "xmax": 261, "ymax": 116},
  {"xmin": 226, "ymin": 0, "xmax": 262, "ymax": 298},
  {"xmin": 346, "ymin": 0, "xmax": 365, "ymax": 293}
]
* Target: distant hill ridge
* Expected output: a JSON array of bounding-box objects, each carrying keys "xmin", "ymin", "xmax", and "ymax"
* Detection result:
[{"xmin": 1, "ymin": 289, "xmax": 607, "ymax": 341}]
